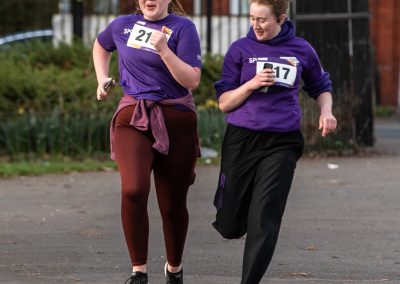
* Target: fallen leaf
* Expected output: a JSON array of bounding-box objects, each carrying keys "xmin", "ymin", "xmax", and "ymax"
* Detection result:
[{"xmin": 306, "ymin": 245, "xmax": 318, "ymax": 251}]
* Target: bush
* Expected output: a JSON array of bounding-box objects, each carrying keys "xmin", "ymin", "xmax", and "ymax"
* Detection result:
[
  {"xmin": 193, "ymin": 53, "xmax": 224, "ymax": 106},
  {"xmin": 0, "ymin": 111, "xmax": 111, "ymax": 158},
  {"xmin": 0, "ymin": 41, "xmax": 226, "ymax": 159},
  {"xmin": 0, "ymin": 41, "xmax": 361, "ymax": 159},
  {"xmin": 0, "ymin": 40, "xmax": 120, "ymax": 115}
]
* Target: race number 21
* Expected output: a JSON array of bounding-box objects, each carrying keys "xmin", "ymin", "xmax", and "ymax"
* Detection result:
[{"xmin": 127, "ymin": 23, "xmax": 171, "ymax": 51}]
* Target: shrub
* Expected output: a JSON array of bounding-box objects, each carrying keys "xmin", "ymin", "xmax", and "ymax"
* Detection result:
[
  {"xmin": 0, "ymin": 41, "xmax": 361, "ymax": 159},
  {"xmin": 193, "ymin": 53, "xmax": 224, "ymax": 106}
]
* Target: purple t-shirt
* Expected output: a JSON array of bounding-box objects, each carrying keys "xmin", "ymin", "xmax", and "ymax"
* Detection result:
[
  {"xmin": 97, "ymin": 13, "xmax": 202, "ymax": 101},
  {"xmin": 215, "ymin": 20, "xmax": 332, "ymax": 132}
]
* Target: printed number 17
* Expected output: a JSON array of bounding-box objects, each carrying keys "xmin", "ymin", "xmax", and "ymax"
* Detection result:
[{"xmin": 274, "ymin": 66, "xmax": 290, "ymax": 80}]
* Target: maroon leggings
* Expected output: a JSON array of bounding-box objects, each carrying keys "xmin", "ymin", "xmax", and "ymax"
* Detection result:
[{"xmin": 114, "ymin": 105, "xmax": 199, "ymax": 267}]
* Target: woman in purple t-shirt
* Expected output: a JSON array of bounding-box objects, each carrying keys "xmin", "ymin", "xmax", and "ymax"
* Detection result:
[
  {"xmin": 93, "ymin": 0, "xmax": 201, "ymax": 283},
  {"xmin": 213, "ymin": 0, "xmax": 337, "ymax": 283}
]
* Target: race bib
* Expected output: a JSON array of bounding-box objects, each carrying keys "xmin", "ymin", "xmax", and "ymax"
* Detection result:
[
  {"xmin": 256, "ymin": 61, "xmax": 297, "ymax": 88},
  {"xmin": 127, "ymin": 23, "xmax": 172, "ymax": 52}
]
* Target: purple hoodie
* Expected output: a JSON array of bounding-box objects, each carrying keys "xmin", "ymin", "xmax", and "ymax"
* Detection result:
[
  {"xmin": 215, "ymin": 20, "xmax": 332, "ymax": 132},
  {"xmin": 97, "ymin": 13, "xmax": 202, "ymax": 101}
]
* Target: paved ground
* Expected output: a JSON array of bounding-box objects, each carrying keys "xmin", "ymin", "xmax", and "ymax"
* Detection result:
[{"xmin": 1, "ymin": 116, "xmax": 400, "ymax": 284}]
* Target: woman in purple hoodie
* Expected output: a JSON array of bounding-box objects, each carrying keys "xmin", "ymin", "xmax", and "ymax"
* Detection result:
[
  {"xmin": 93, "ymin": 0, "xmax": 201, "ymax": 283},
  {"xmin": 213, "ymin": 0, "xmax": 337, "ymax": 283}
]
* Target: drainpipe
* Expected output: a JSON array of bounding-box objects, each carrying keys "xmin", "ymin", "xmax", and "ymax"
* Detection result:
[{"xmin": 398, "ymin": 71, "xmax": 400, "ymax": 113}]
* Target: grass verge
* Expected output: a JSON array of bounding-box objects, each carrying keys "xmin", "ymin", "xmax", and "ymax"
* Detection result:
[
  {"xmin": 0, "ymin": 157, "xmax": 220, "ymax": 178},
  {"xmin": 0, "ymin": 159, "xmax": 118, "ymax": 178}
]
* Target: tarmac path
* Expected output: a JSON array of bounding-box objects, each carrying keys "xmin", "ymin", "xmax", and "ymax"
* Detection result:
[{"xmin": 1, "ymin": 116, "xmax": 400, "ymax": 284}]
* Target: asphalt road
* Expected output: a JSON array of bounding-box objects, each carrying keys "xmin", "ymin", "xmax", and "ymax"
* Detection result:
[{"xmin": 1, "ymin": 116, "xmax": 400, "ymax": 284}]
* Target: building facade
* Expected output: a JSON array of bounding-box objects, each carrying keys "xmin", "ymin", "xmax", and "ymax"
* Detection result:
[{"xmin": 369, "ymin": 0, "xmax": 400, "ymax": 107}]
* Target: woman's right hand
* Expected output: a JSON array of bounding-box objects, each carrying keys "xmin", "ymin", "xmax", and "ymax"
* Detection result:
[
  {"xmin": 96, "ymin": 78, "xmax": 113, "ymax": 101},
  {"xmin": 218, "ymin": 67, "xmax": 276, "ymax": 112},
  {"xmin": 248, "ymin": 68, "xmax": 276, "ymax": 90}
]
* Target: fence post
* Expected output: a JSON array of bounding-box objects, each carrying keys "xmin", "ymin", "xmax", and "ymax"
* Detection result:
[
  {"xmin": 348, "ymin": 0, "xmax": 373, "ymax": 146},
  {"xmin": 289, "ymin": 0, "xmax": 296, "ymax": 23},
  {"xmin": 206, "ymin": 0, "xmax": 212, "ymax": 53},
  {"xmin": 71, "ymin": 0, "xmax": 83, "ymax": 39}
]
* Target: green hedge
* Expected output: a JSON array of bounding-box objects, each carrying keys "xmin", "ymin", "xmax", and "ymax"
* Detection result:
[
  {"xmin": 0, "ymin": 41, "xmax": 358, "ymax": 159},
  {"xmin": 0, "ymin": 40, "xmax": 227, "ymax": 159},
  {"xmin": 0, "ymin": 40, "xmax": 119, "ymax": 115}
]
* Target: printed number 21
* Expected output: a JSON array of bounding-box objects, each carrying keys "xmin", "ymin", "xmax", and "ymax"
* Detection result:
[
  {"xmin": 136, "ymin": 29, "xmax": 152, "ymax": 43},
  {"xmin": 274, "ymin": 66, "xmax": 290, "ymax": 80}
]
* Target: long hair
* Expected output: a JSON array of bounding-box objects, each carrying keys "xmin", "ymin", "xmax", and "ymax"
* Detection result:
[{"xmin": 134, "ymin": 0, "xmax": 186, "ymax": 16}]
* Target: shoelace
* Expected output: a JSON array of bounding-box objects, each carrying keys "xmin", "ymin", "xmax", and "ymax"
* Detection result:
[{"xmin": 124, "ymin": 272, "xmax": 147, "ymax": 284}]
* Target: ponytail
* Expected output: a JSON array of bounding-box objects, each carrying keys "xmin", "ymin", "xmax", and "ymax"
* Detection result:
[{"xmin": 168, "ymin": 0, "xmax": 186, "ymax": 16}]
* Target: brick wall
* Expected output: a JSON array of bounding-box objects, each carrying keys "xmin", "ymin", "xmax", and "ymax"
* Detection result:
[{"xmin": 369, "ymin": 0, "xmax": 400, "ymax": 106}]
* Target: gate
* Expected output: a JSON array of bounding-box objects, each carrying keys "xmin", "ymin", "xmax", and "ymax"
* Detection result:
[{"xmin": 291, "ymin": 0, "xmax": 374, "ymax": 146}]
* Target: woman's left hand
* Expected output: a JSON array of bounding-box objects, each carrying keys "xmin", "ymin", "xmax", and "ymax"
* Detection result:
[
  {"xmin": 150, "ymin": 28, "xmax": 169, "ymax": 53},
  {"xmin": 319, "ymin": 111, "xmax": 337, "ymax": 137}
]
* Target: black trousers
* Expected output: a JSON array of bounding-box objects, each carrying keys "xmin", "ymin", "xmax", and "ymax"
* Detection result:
[{"xmin": 213, "ymin": 124, "xmax": 304, "ymax": 284}]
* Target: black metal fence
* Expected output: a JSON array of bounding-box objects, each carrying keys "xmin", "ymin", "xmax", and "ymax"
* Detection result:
[
  {"xmin": 292, "ymin": 0, "xmax": 374, "ymax": 146},
  {"xmin": 0, "ymin": 0, "xmax": 374, "ymax": 146},
  {"xmin": 0, "ymin": 0, "xmax": 57, "ymax": 36}
]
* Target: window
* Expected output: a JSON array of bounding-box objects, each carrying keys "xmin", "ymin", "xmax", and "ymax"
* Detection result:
[
  {"xmin": 230, "ymin": 0, "xmax": 249, "ymax": 15},
  {"xmin": 193, "ymin": 0, "xmax": 201, "ymax": 15},
  {"xmin": 94, "ymin": 0, "xmax": 119, "ymax": 14},
  {"xmin": 193, "ymin": 0, "xmax": 247, "ymax": 16}
]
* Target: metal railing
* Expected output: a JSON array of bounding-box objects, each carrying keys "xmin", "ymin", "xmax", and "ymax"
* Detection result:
[{"xmin": 0, "ymin": 30, "xmax": 53, "ymax": 46}]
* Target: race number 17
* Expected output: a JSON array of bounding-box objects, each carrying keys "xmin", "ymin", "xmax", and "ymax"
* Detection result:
[{"xmin": 273, "ymin": 66, "xmax": 291, "ymax": 80}]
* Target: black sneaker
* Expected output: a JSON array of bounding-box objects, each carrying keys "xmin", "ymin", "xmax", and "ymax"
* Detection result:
[
  {"xmin": 124, "ymin": 271, "xmax": 148, "ymax": 284},
  {"xmin": 164, "ymin": 262, "xmax": 183, "ymax": 284}
]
